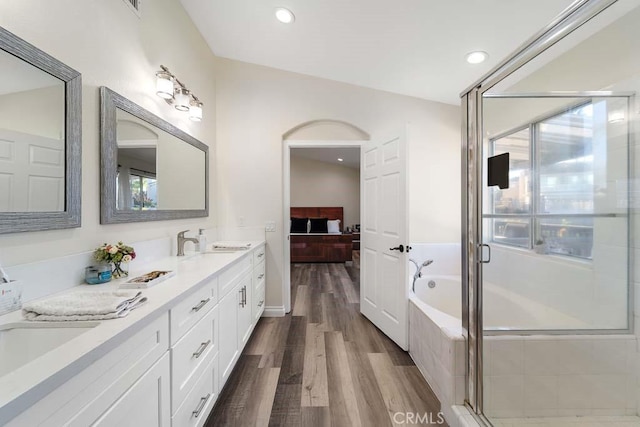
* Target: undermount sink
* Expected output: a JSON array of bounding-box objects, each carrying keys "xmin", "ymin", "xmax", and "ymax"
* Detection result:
[{"xmin": 0, "ymin": 321, "xmax": 99, "ymax": 377}]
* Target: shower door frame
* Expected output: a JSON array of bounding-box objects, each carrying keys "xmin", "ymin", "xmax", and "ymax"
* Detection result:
[{"xmin": 460, "ymin": 0, "xmax": 625, "ymax": 423}]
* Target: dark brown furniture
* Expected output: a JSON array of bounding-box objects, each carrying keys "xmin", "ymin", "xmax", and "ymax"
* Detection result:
[
  {"xmin": 290, "ymin": 207, "xmax": 353, "ymax": 263},
  {"xmin": 351, "ymin": 232, "xmax": 360, "ymax": 251}
]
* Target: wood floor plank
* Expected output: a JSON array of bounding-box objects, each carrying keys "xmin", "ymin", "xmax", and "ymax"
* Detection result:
[
  {"xmin": 269, "ymin": 383, "xmax": 302, "ymax": 426},
  {"xmin": 258, "ymin": 316, "xmax": 292, "ymax": 368},
  {"xmin": 292, "ymin": 284, "xmax": 310, "ymax": 316},
  {"xmin": 396, "ymin": 365, "xmax": 446, "ymax": 425},
  {"xmin": 301, "ymin": 323, "xmax": 329, "ymax": 407},
  {"xmin": 209, "ymin": 355, "xmax": 262, "ymax": 424},
  {"xmin": 209, "ymin": 254, "xmax": 445, "ymax": 427},
  {"xmin": 300, "ymin": 407, "xmax": 332, "ymax": 427},
  {"xmin": 241, "ymin": 367, "xmax": 281, "ymax": 427},
  {"xmin": 345, "ymin": 341, "xmax": 392, "ymax": 427},
  {"xmin": 325, "ymin": 331, "xmax": 363, "ymax": 426},
  {"xmin": 369, "ymin": 352, "xmax": 413, "ymax": 427}
]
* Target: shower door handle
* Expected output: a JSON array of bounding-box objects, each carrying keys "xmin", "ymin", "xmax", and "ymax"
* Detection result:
[{"xmin": 479, "ymin": 244, "xmax": 491, "ymax": 263}]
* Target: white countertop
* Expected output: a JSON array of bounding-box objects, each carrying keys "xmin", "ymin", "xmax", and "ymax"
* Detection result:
[{"xmin": 0, "ymin": 240, "xmax": 265, "ymax": 424}]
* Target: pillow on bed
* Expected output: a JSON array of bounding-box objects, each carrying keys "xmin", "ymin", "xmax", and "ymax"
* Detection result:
[
  {"xmin": 309, "ymin": 218, "xmax": 328, "ymax": 233},
  {"xmin": 327, "ymin": 219, "xmax": 341, "ymax": 234},
  {"xmin": 290, "ymin": 217, "xmax": 309, "ymax": 233}
]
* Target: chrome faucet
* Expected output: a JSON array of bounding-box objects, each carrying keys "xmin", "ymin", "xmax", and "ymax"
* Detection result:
[
  {"xmin": 409, "ymin": 259, "xmax": 433, "ymax": 291},
  {"xmin": 177, "ymin": 230, "xmax": 199, "ymax": 256}
]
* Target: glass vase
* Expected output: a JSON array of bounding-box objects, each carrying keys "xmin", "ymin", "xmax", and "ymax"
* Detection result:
[{"xmin": 112, "ymin": 261, "xmax": 129, "ymax": 279}]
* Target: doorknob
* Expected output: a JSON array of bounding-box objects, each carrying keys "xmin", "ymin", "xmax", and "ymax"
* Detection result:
[{"xmin": 389, "ymin": 245, "xmax": 404, "ymax": 253}]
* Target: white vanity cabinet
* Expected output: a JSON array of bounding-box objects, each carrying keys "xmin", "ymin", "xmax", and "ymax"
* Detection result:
[
  {"xmin": 6, "ymin": 313, "xmax": 170, "ymax": 427},
  {"xmin": 2, "ymin": 241, "xmax": 267, "ymax": 427},
  {"xmin": 252, "ymin": 245, "xmax": 266, "ymax": 323},
  {"xmin": 170, "ymin": 276, "xmax": 220, "ymax": 427}
]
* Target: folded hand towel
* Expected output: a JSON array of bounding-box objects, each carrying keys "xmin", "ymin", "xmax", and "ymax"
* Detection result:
[
  {"xmin": 211, "ymin": 242, "xmax": 251, "ymax": 251},
  {"xmin": 23, "ymin": 290, "xmax": 147, "ymax": 321}
]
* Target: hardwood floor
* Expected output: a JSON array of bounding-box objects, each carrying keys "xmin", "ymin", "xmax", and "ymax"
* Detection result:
[{"xmin": 207, "ymin": 252, "xmax": 446, "ymax": 426}]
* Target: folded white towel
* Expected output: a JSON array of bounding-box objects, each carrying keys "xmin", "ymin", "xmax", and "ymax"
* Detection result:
[
  {"xmin": 211, "ymin": 243, "xmax": 251, "ymax": 251},
  {"xmin": 23, "ymin": 290, "xmax": 147, "ymax": 321}
]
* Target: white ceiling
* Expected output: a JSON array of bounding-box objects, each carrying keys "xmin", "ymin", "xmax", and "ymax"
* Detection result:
[
  {"xmin": 291, "ymin": 147, "xmax": 360, "ymax": 170},
  {"xmin": 180, "ymin": 0, "xmax": 575, "ymax": 105}
]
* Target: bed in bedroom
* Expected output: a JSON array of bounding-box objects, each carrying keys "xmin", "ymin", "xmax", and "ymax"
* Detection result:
[{"xmin": 290, "ymin": 207, "xmax": 353, "ymax": 263}]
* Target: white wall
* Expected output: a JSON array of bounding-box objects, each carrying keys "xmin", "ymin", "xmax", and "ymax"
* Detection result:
[
  {"xmin": 0, "ymin": 85, "xmax": 64, "ymax": 140},
  {"xmin": 0, "ymin": 0, "xmax": 216, "ymax": 267},
  {"xmin": 215, "ymin": 57, "xmax": 461, "ymax": 309},
  {"xmin": 290, "ymin": 156, "xmax": 360, "ymax": 227}
]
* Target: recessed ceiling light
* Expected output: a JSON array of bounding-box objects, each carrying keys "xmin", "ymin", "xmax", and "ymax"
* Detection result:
[
  {"xmin": 337, "ymin": 158, "xmax": 344, "ymax": 162},
  {"xmin": 466, "ymin": 51, "xmax": 489, "ymax": 64},
  {"xmin": 275, "ymin": 8, "xmax": 295, "ymax": 24}
]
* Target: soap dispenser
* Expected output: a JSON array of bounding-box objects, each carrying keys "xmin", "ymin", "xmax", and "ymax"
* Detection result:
[{"xmin": 198, "ymin": 228, "xmax": 207, "ymax": 253}]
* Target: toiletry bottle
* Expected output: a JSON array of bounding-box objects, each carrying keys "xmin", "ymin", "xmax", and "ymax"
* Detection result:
[{"xmin": 198, "ymin": 228, "xmax": 207, "ymax": 253}]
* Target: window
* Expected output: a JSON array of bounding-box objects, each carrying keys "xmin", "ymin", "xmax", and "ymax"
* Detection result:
[
  {"xmin": 487, "ymin": 102, "xmax": 599, "ymax": 259},
  {"xmin": 129, "ymin": 173, "xmax": 157, "ymax": 210},
  {"xmin": 115, "ymin": 168, "xmax": 157, "ymax": 211}
]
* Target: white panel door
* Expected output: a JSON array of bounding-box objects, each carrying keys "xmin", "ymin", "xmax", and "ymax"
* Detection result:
[
  {"xmin": 0, "ymin": 129, "xmax": 64, "ymax": 212},
  {"xmin": 360, "ymin": 128, "xmax": 409, "ymax": 350}
]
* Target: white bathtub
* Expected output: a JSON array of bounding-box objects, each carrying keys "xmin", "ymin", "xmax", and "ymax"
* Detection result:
[
  {"xmin": 408, "ymin": 274, "xmax": 636, "ymax": 419},
  {"xmin": 411, "ymin": 275, "xmax": 588, "ymax": 331}
]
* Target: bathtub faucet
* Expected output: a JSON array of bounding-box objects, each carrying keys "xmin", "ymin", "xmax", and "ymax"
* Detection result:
[{"xmin": 409, "ymin": 259, "xmax": 434, "ymax": 291}]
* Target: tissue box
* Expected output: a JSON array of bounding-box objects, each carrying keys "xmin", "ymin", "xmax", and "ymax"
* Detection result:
[{"xmin": 0, "ymin": 280, "xmax": 22, "ymax": 315}]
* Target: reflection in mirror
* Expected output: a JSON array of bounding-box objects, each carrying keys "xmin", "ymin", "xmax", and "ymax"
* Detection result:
[
  {"xmin": 0, "ymin": 26, "xmax": 81, "ymax": 234},
  {"xmin": 0, "ymin": 49, "xmax": 66, "ymax": 213},
  {"xmin": 115, "ymin": 109, "xmax": 206, "ymax": 212},
  {"xmin": 101, "ymin": 87, "xmax": 208, "ymax": 224}
]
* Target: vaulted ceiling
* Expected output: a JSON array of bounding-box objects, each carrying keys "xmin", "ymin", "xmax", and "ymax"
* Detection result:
[{"xmin": 180, "ymin": 0, "xmax": 575, "ymax": 105}]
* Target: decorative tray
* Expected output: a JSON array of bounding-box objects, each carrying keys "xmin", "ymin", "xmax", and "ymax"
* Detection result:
[{"xmin": 119, "ymin": 270, "xmax": 175, "ymax": 289}]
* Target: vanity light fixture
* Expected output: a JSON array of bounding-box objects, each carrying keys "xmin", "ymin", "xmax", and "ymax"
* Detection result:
[
  {"xmin": 275, "ymin": 7, "xmax": 295, "ymax": 24},
  {"xmin": 174, "ymin": 87, "xmax": 191, "ymax": 111},
  {"xmin": 154, "ymin": 65, "xmax": 204, "ymax": 120},
  {"xmin": 465, "ymin": 51, "xmax": 489, "ymax": 64},
  {"xmin": 189, "ymin": 99, "xmax": 203, "ymax": 122},
  {"xmin": 155, "ymin": 70, "xmax": 174, "ymax": 99}
]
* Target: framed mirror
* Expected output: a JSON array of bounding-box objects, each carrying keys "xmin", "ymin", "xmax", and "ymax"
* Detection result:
[
  {"xmin": 100, "ymin": 87, "xmax": 209, "ymax": 224},
  {"xmin": 0, "ymin": 26, "xmax": 81, "ymax": 233}
]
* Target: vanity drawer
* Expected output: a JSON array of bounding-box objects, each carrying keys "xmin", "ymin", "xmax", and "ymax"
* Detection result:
[
  {"xmin": 252, "ymin": 280, "xmax": 265, "ymax": 323},
  {"xmin": 218, "ymin": 254, "xmax": 252, "ymax": 298},
  {"xmin": 172, "ymin": 354, "xmax": 217, "ymax": 427},
  {"xmin": 170, "ymin": 277, "xmax": 217, "ymax": 345},
  {"xmin": 253, "ymin": 260, "xmax": 265, "ymax": 288},
  {"xmin": 253, "ymin": 244, "xmax": 266, "ymax": 265},
  {"xmin": 171, "ymin": 304, "xmax": 218, "ymax": 413}
]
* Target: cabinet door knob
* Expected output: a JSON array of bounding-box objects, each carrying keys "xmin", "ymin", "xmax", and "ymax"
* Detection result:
[
  {"xmin": 258, "ymin": 273, "xmax": 264, "ymax": 279},
  {"xmin": 192, "ymin": 340, "xmax": 211, "ymax": 358},
  {"xmin": 191, "ymin": 298, "xmax": 210, "ymax": 312}
]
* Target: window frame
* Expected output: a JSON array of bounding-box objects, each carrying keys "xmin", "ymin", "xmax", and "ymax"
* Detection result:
[{"xmin": 486, "ymin": 99, "xmax": 600, "ymax": 260}]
